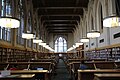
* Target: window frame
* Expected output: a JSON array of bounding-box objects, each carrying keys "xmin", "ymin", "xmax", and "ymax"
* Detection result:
[{"xmin": 55, "ymin": 37, "xmax": 67, "ymax": 52}]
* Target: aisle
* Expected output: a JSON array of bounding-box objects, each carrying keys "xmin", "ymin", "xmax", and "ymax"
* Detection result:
[{"xmin": 52, "ymin": 59, "xmax": 71, "ymax": 80}]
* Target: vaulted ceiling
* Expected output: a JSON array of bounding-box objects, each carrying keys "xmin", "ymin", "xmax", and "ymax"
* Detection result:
[{"xmin": 32, "ymin": 0, "xmax": 89, "ymax": 33}]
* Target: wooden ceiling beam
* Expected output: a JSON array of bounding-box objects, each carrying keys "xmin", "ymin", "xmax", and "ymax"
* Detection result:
[
  {"xmin": 43, "ymin": 20, "xmax": 77, "ymax": 22},
  {"xmin": 47, "ymin": 27, "xmax": 73, "ymax": 29},
  {"xmin": 45, "ymin": 24, "xmax": 76, "ymax": 26},
  {"xmin": 38, "ymin": 7, "xmax": 84, "ymax": 9},
  {"xmin": 48, "ymin": 30, "xmax": 73, "ymax": 32},
  {"xmin": 40, "ymin": 14, "xmax": 81, "ymax": 16},
  {"xmin": 49, "ymin": 31, "xmax": 73, "ymax": 33}
]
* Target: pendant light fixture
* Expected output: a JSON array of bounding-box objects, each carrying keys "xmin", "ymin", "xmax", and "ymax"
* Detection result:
[
  {"xmin": 33, "ymin": 37, "xmax": 43, "ymax": 43},
  {"xmin": 103, "ymin": 0, "xmax": 120, "ymax": 27},
  {"xmin": 80, "ymin": 38, "xmax": 89, "ymax": 42},
  {"xmin": 22, "ymin": 31, "xmax": 35, "ymax": 39},
  {"xmin": 87, "ymin": 30, "xmax": 100, "ymax": 38},
  {"xmin": 103, "ymin": 16, "xmax": 120, "ymax": 27},
  {"xmin": 39, "ymin": 42, "xmax": 46, "ymax": 46},
  {"xmin": 0, "ymin": 17, "xmax": 20, "ymax": 28},
  {"xmin": 0, "ymin": 0, "xmax": 20, "ymax": 28}
]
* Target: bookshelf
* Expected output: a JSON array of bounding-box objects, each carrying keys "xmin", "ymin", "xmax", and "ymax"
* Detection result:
[
  {"xmin": 0, "ymin": 47, "xmax": 36, "ymax": 62},
  {"xmin": 85, "ymin": 47, "xmax": 120, "ymax": 60}
]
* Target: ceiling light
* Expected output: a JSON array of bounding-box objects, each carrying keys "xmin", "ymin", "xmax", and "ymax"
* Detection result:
[
  {"xmin": 39, "ymin": 43, "xmax": 46, "ymax": 46},
  {"xmin": 80, "ymin": 38, "xmax": 89, "ymax": 43},
  {"xmin": 0, "ymin": 17, "xmax": 20, "ymax": 28},
  {"xmin": 22, "ymin": 33, "xmax": 35, "ymax": 39},
  {"xmin": 87, "ymin": 31, "xmax": 100, "ymax": 38},
  {"xmin": 33, "ymin": 39, "xmax": 43, "ymax": 43},
  {"xmin": 103, "ymin": 16, "xmax": 120, "ymax": 27}
]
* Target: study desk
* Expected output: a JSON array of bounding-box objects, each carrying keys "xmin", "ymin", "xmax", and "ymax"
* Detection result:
[
  {"xmin": 0, "ymin": 70, "xmax": 49, "ymax": 80},
  {"xmin": 94, "ymin": 73, "xmax": 120, "ymax": 80},
  {"xmin": 78, "ymin": 69, "xmax": 120, "ymax": 80},
  {"xmin": 0, "ymin": 74, "xmax": 35, "ymax": 80}
]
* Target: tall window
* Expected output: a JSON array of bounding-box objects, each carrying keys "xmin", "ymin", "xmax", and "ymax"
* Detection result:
[
  {"xmin": 100, "ymin": 5, "xmax": 103, "ymax": 30},
  {"xmin": 17, "ymin": 0, "xmax": 24, "ymax": 45},
  {"xmin": 116, "ymin": 0, "xmax": 120, "ymax": 16},
  {"xmin": 27, "ymin": 11, "xmax": 32, "ymax": 47},
  {"xmin": 0, "ymin": 0, "xmax": 11, "ymax": 41},
  {"xmin": 55, "ymin": 37, "xmax": 67, "ymax": 52},
  {"xmin": 91, "ymin": 16, "xmax": 94, "ymax": 30},
  {"xmin": 33, "ymin": 18, "xmax": 37, "ymax": 49}
]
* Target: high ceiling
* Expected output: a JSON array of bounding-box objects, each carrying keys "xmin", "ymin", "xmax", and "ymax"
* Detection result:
[{"xmin": 32, "ymin": 0, "xmax": 89, "ymax": 33}]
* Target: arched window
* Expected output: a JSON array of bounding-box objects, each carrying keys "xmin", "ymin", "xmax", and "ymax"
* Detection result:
[
  {"xmin": 116, "ymin": 0, "xmax": 120, "ymax": 16},
  {"xmin": 91, "ymin": 16, "xmax": 94, "ymax": 30},
  {"xmin": 27, "ymin": 11, "xmax": 32, "ymax": 47},
  {"xmin": 97, "ymin": 2, "xmax": 103, "ymax": 32},
  {"xmin": 55, "ymin": 37, "xmax": 67, "ymax": 52},
  {"xmin": 100, "ymin": 5, "xmax": 103, "ymax": 30},
  {"xmin": 0, "ymin": 0, "xmax": 11, "ymax": 42},
  {"xmin": 17, "ymin": 0, "xmax": 24, "ymax": 45}
]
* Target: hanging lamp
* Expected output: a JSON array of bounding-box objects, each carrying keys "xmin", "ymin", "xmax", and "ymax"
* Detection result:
[
  {"xmin": 103, "ymin": 15, "xmax": 120, "ymax": 27},
  {"xmin": 39, "ymin": 42, "xmax": 46, "ymax": 46},
  {"xmin": 80, "ymin": 38, "xmax": 89, "ymax": 42},
  {"xmin": 22, "ymin": 31, "xmax": 35, "ymax": 39},
  {"xmin": 103, "ymin": 0, "xmax": 120, "ymax": 27},
  {"xmin": 0, "ymin": 1, "xmax": 20, "ymax": 28},
  {"xmin": 0, "ymin": 17, "xmax": 20, "ymax": 28},
  {"xmin": 87, "ymin": 30, "xmax": 100, "ymax": 38},
  {"xmin": 33, "ymin": 37, "xmax": 43, "ymax": 43}
]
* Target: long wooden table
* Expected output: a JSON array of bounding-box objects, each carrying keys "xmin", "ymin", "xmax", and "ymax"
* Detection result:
[
  {"xmin": 0, "ymin": 70, "xmax": 49, "ymax": 80},
  {"xmin": 78, "ymin": 69, "xmax": 120, "ymax": 80},
  {"xmin": 0, "ymin": 74, "xmax": 35, "ymax": 80},
  {"xmin": 94, "ymin": 73, "xmax": 120, "ymax": 80}
]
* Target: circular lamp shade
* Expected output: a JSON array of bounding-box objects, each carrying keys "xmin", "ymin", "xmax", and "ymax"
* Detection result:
[
  {"xmin": 0, "ymin": 17, "xmax": 20, "ymax": 28},
  {"xmin": 22, "ymin": 33, "xmax": 35, "ymax": 39},
  {"xmin": 80, "ymin": 38, "xmax": 89, "ymax": 43},
  {"xmin": 33, "ymin": 39, "xmax": 43, "ymax": 43},
  {"xmin": 39, "ymin": 43, "xmax": 46, "ymax": 46},
  {"xmin": 87, "ymin": 31, "xmax": 100, "ymax": 38},
  {"xmin": 103, "ymin": 16, "xmax": 120, "ymax": 27}
]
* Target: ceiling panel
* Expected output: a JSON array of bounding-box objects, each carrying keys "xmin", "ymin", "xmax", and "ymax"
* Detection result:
[{"xmin": 32, "ymin": 0, "xmax": 89, "ymax": 33}]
